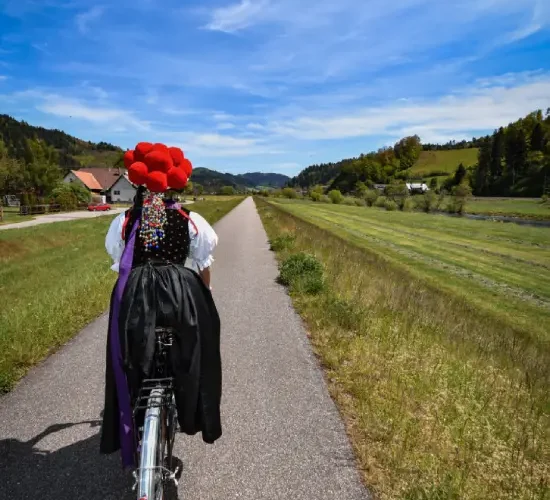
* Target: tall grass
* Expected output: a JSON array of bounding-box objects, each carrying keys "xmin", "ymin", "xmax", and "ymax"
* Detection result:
[
  {"xmin": 0, "ymin": 197, "xmax": 243, "ymax": 393},
  {"xmin": 256, "ymin": 197, "xmax": 549, "ymax": 500}
]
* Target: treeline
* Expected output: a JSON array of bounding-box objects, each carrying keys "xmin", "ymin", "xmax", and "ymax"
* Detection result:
[
  {"xmin": 289, "ymin": 136, "xmax": 423, "ymax": 193},
  {"xmin": 423, "ymin": 138, "xmax": 485, "ymax": 150},
  {"xmin": 0, "ymin": 114, "xmax": 121, "ymax": 170},
  {"xmin": 472, "ymin": 110, "xmax": 550, "ymax": 196},
  {"xmin": 288, "ymin": 109, "xmax": 550, "ymax": 197}
]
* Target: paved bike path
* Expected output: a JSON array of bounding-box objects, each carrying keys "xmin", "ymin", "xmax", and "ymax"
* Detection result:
[{"xmin": 0, "ymin": 197, "xmax": 369, "ymax": 500}]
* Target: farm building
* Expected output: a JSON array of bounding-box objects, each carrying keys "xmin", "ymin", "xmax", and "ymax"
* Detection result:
[{"xmin": 63, "ymin": 167, "xmax": 136, "ymax": 202}]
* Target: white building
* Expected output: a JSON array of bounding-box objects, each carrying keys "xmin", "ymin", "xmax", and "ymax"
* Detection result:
[{"xmin": 63, "ymin": 167, "xmax": 136, "ymax": 202}]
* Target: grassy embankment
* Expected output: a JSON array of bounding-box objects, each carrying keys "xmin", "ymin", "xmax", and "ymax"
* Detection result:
[
  {"xmin": 408, "ymin": 148, "xmax": 479, "ymax": 179},
  {"xmin": 0, "ymin": 197, "xmax": 243, "ymax": 393},
  {"xmin": 257, "ymin": 198, "xmax": 549, "ymax": 500}
]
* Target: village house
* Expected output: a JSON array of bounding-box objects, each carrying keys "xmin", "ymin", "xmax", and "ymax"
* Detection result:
[{"xmin": 63, "ymin": 167, "xmax": 137, "ymax": 202}]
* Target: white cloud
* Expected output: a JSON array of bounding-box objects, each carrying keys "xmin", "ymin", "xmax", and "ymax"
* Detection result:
[
  {"xmin": 76, "ymin": 6, "xmax": 104, "ymax": 34},
  {"xmin": 266, "ymin": 72, "xmax": 550, "ymax": 142},
  {"xmin": 10, "ymin": 90, "xmax": 150, "ymax": 132},
  {"xmin": 216, "ymin": 122, "xmax": 236, "ymax": 130},
  {"xmin": 0, "ymin": 75, "xmax": 7, "ymax": 81},
  {"xmin": 204, "ymin": 0, "xmax": 270, "ymax": 32}
]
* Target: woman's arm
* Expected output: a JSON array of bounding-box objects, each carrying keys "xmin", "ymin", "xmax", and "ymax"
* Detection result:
[
  {"xmin": 188, "ymin": 211, "xmax": 218, "ymax": 288},
  {"xmin": 199, "ymin": 267, "xmax": 211, "ymax": 288}
]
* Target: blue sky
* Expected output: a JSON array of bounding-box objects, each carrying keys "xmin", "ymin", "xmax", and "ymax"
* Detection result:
[{"xmin": 0, "ymin": 0, "xmax": 549, "ymax": 176}]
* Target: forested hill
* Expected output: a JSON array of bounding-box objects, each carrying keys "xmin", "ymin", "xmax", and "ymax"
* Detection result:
[
  {"xmin": 0, "ymin": 114, "xmax": 122, "ymax": 169},
  {"xmin": 287, "ymin": 109, "xmax": 550, "ymax": 197},
  {"xmin": 192, "ymin": 168, "xmax": 290, "ymax": 190}
]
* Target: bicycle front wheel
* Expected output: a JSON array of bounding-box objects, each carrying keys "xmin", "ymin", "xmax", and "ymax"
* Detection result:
[{"xmin": 137, "ymin": 388, "xmax": 166, "ymax": 500}]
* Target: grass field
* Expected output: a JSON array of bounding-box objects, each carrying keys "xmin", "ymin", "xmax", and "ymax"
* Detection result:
[
  {"xmin": 0, "ymin": 207, "xmax": 34, "ymax": 225},
  {"xmin": 468, "ymin": 198, "xmax": 550, "ymax": 219},
  {"xmin": 0, "ymin": 197, "xmax": 243, "ymax": 393},
  {"xmin": 409, "ymin": 148, "xmax": 479, "ymax": 177},
  {"xmin": 258, "ymin": 198, "xmax": 549, "ymax": 500}
]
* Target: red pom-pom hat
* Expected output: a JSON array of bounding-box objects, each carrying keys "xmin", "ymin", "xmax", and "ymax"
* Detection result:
[{"xmin": 125, "ymin": 142, "xmax": 192, "ymax": 191}]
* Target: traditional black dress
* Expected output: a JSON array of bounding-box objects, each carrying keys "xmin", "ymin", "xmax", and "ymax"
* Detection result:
[{"xmin": 99, "ymin": 202, "xmax": 222, "ymax": 468}]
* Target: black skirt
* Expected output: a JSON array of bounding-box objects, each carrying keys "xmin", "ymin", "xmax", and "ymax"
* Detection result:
[{"xmin": 100, "ymin": 262, "xmax": 222, "ymax": 457}]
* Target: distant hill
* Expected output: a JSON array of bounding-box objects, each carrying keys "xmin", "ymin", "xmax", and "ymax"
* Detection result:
[
  {"xmin": 408, "ymin": 148, "xmax": 479, "ymax": 178},
  {"xmin": 0, "ymin": 114, "xmax": 122, "ymax": 170},
  {"xmin": 239, "ymin": 172, "xmax": 289, "ymax": 188},
  {"xmin": 192, "ymin": 168, "xmax": 289, "ymax": 191}
]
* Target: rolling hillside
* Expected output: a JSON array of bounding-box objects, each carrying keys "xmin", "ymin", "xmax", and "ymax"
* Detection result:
[
  {"xmin": 0, "ymin": 114, "xmax": 122, "ymax": 170},
  {"xmin": 408, "ymin": 148, "xmax": 479, "ymax": 177},
  {"xmin": 192, "ymin": 168, "xmax": 290, "ymax": 190}
]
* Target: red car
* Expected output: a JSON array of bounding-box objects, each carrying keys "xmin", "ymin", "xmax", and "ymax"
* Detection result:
[{"xmin": 88, "ymin": 202, "xmax": 112, "ymax": 211}]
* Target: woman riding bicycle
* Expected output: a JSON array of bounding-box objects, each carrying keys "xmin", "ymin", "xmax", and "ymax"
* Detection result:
[{"xmin": 99, "ymin": 142, "xmax": 222, "ymax": 468}]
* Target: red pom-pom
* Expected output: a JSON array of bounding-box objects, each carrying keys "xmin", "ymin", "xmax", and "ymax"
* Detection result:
[
  {"xmin": 168, "ymin": 147, "xmax": 184, "ymax": 166},
  {"xmin": 167, "ymin": 167, "xmax": 188, "ymax": 190},
  {"xmin": 134, "ymin": 142, "xmax": 153, "ymax": 161},
  {"xmin": 123, "ymin": 150, "xmax": 135, "ymax": 169},
  {"xmin": 180, "ymin": 158, "xmax": 193, "ymax": 177},
  {"xmin": 151, "ymin": 143, "xmax": 169, "ymax": 153},
  {"xmin": 146, "ymin": 171, "xmax": 168, "ymax": 193},
  {"xmin": 144, "ymin": 150, "xmax": 173, "ymax": 173},
  {"xmin": 128, "ymin": 161, "xmax": 149, "ymax": 185}
]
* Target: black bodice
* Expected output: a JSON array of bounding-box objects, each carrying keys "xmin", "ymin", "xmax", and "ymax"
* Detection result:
[{"xmin": 125, "ymin": 207, "xmax": 191, "ymax": 267}]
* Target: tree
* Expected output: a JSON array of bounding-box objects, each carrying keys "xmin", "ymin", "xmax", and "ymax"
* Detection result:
[
  {"xmin": 505, "ymin": 126, "xmax": 528, "ymax": 185},
  {"xmin": 429, "ymin": 178, "xmax": 438, "ymax": 191},
  {"xmin": 490, "ymin": 128, "xmax": 505, "ymax": 179},
  {"xmin": 531, "ymin": 123, "xmax": 545, "ymax": 152},
  {"xmin": 454, "ymin": 163, "xmax": 468, "ymax": 185},
  {"xmin": 194, "ymin": 183, "xmax": 204, "ymax": 195},
  {"xmin": 220, "ymin": 186, "xmax": 235, "ymax": 196},
  {"xmin": 474, "ymin": 139, "xmax": 492, "ymax": 195},
  {"xmin": 394, "ymin": 135, "xmax": 422, "ymax": 170},
  {"xmin": 184, "ymin": 181, "xmax": 194, "ymax": 195}
]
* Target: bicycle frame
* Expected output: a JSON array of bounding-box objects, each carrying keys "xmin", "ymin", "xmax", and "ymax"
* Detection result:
[{"xmin": 132, "ymin": 328, "xmax": 178, "ymax": 499}]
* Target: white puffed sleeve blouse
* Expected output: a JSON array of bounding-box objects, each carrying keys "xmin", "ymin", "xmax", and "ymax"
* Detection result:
[{"xmin": 105, "ymin": 210, "xmax": 218, "ymax": 273}]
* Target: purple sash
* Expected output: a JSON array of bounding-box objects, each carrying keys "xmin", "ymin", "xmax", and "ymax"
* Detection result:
[{"xmin": 109, "ymin": 202, "xmax": 184, "ymax": 467}]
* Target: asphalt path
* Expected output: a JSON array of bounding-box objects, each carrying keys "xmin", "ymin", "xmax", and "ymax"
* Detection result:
[
  {"xmin": 0, "ymin": 208, "xmax": 126, "ymax": 230},
  {"xmin": 0, "ymin": 197, "xmax": 369, "ymax": 500}
]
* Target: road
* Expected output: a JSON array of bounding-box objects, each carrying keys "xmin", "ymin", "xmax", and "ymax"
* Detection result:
[
  {"xmin": 0, "ymin": 198, "xmax": 369, "ymax": 500},
  {"xmin": 0, "ymin": 208, "xmax": 126, "ymax": 230}
]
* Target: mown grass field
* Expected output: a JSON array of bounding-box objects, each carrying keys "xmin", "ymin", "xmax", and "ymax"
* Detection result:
[
  {"xmin": 468, "ymin": 198, "xmax": 550, "ymax": 219},
  {"xmin": 409, "ymin": 148, "xmax": 479, "ymax": 177},
  {"xmin": 257, "ymin": 197, "xmax": 549, "ymax": 500},
  {"xmin": 0, "ymin": 197, "xmax": 243, "ymax": 393}
]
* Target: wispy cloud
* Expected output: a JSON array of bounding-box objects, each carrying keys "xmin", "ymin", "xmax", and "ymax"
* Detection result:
[
  {"xmin": 203, "ymin": 0, "xmax": 269, "ymax": 32},
  {"xmin": 1, "ymin": 0, "xmax": 550, "ymax": 174},
  {"xmin": 76, "ymin": 6, "xmax": 104, "ymax": 34},
  {"xmin": 266, "ymin": 72, "xmax": 550, "ymax": 143}
]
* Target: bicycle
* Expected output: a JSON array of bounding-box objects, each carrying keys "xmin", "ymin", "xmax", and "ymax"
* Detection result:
[{"xmin": 132, "ymin": 327, "xmax": 180, "ymax": 500}]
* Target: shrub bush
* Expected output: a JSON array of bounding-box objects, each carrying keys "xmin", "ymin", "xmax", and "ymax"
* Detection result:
[
  {"xmin": 320, "ymin": 195, "xmax": 331, "ymax": 204},
  {"xmin": 278, "ymin": 252, "xmax": 324, "ymax": 295},
  {"xmin": 270, "ymin": 232, "xmax": 296, "ymax": 251},
  {"xmin": 418, "ymin": 191, "xmax": 438, "ymax": 212},
  {"xmin": 310, "ymin": 192, "xmax": 322, "ymax": 202},
  {"xmin": 364, "ymin": 189, "xmax": 379, "ymax": 207},
  {"xmin": 384, "ymin": 199, "xmax": 398, "ymax": 211},
  {"xmin": 282, "ymin": 187, "xmax": 298, "ymax": 199},
  {"xmin": 374, "ymin": 196, "xmax": 387, "ymax": 208},
  {"xmin": 343, "ymin": 197, "xmax": 357, "ymax": 206},
  {"xmin": 354, "ymin": 198, "xmax": 366, "ymax": 207},
  {"xmin": 328, "ymin": 190, "xmax": 344, "ymax": 204},
  {"xmin": 402, "ymin": 197, "xmax": 415, "ymax": 212}
]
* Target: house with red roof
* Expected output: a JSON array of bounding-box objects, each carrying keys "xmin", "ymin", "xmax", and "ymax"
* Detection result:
[{"xmin": 63, "ymin": 167, "xmax": 137, "ymax": 202}]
